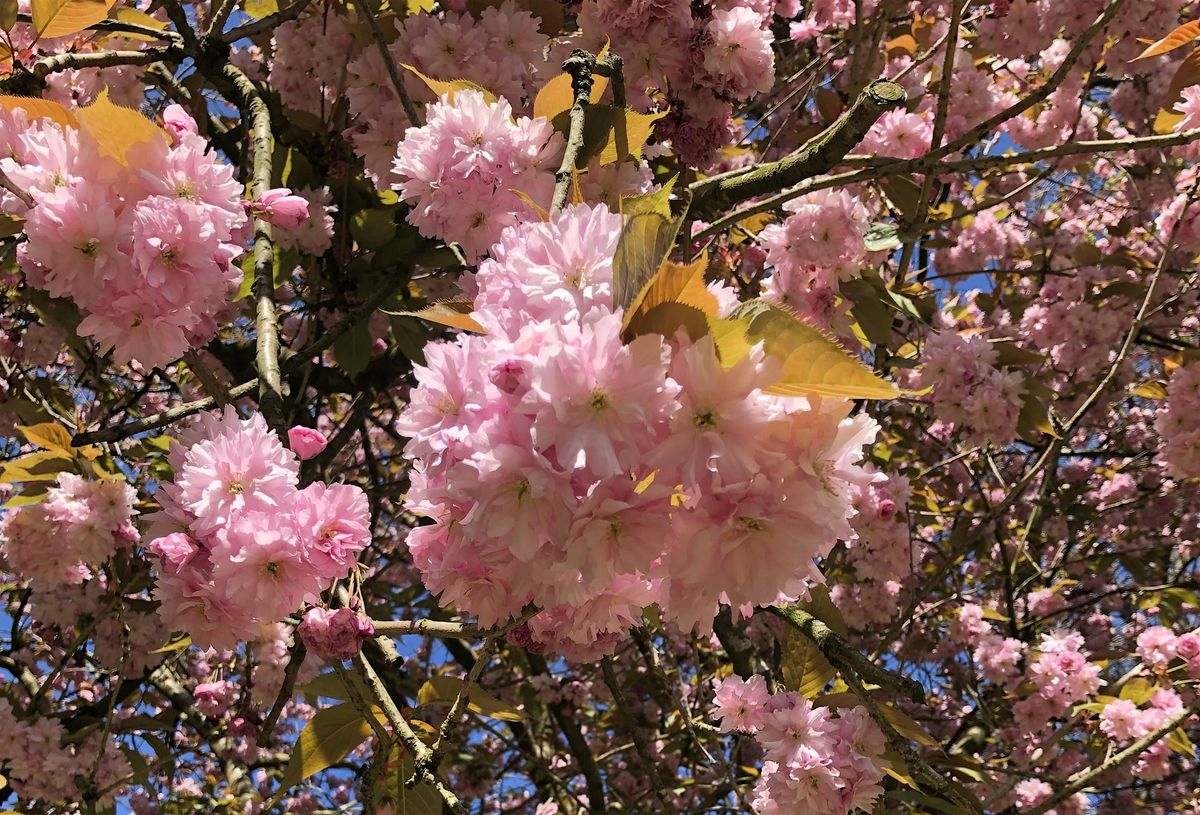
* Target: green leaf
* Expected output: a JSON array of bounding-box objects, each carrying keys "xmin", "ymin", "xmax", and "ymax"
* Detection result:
[
  {"xmin": 863, "ymin": 222, "xmax": 901, "ymax": 253},
  {"xmin": 710, "ymin": 301, "xmax": 899, "ymax": 400},
  {"xmin": 417, "ymin": 676, "xmax": 525, "ymax": 722},
  {"xmin": 780, "ymin": 625, "xmax": 836, "ymax": 699},
  {"xmin": 1119, "ymin": 677, "xmax": 1156, "ymax": 705},
  {"xmin": 0, "ymin": 213, "xmax": 21, "ymax": 239},
  {"xmin": 281, "ymin": 703, "xmax": 376, "ymax": 791},
  {"xmin": 333, "ymin": 320, "xmax": 373, "ymax": 379},
  {"xmin": 553, "ymin": 105, "xmax": 667, "ymax": 168},
  {"xmin": 620, "ymin": 176, "xmax": 676, "ymax": 218},
  {"xmin": 990, "ymin": 339, "xmax": 1046, "ymax": 367},
  {"xmin": 1017, "ymin": 376, "xmax": 1057, "ymax": 440},
  {"xmin": 611, "ymin": 212, "xmax": 683, "ymax": 314},
  {"xmin": 842, "ymin": 278, "xmax": 894, "ymax": 346},
  {"xmin": 351, "ymin": 209, "xmax": 398, "ymax": 251},
  {"xmin": 1167, "ymin": 727, "xmax": 1196, "ymax": 758},
  {"xmin": 301, "ymin": 671, "xmax": 375, "ymax": 705},
  {"xmin": 0, "ymin": 0, "xmax": 16, "ymax": 30},
  {"xmin": 31, "ymin": 0, "xmax": 116, "ymax": 38},
  {"xmin": 379, "ymin": 753, "xmax": 443, "ymax": 814},
  {"xmin": 622, "ymin": 253, "xmax": 719, "ymax": 342}
]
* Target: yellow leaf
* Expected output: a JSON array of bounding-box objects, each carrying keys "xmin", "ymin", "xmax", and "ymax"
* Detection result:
[
  {"xmin": 780, "ymin": 625, "xmax": 837, "ymax": 699},
  {"xmin": 510, "ymin": 188, "xmax": 549, "ymax": 222},
  {"xmin": 281, "ymin": 703, "xmax": 376, "ymax": 790},
  {"xmin": 76, "ymin": 88, "xmax": 168, "ymax": 165},
  {"xmin": 0, "ymin": 213, "xmax": 20, "ymax": 239},
  {"xmin": 710, "ymin": 302, "xmax": 899, "ymax": 400},
  {"xmin": 884, "ymin": 33, "xmax": 918, "ymax": 58},
  {"xmin": 388, "ymin": 301, "xmax": 485, "ymax": 334},
  {"xmin": 622, "ymin": 253, "xmax": 719, "ymax": 341},
  {"xmin": 418, "ymin": 676, "xmax": 525, "ymax": 722},
  {"xmin": 108, "ymin": 7, "xmax": 167, "ymax": 40},
  {"xmin": 18, "ymin": 421, "xmax": 75, "ymax": 453},
  {"xmin": 149, "ymin": 635, "xmax": 192, "ymax": 654},
  {"xmin": 31, "ymin": 0, "xmax": 116, "ymax": 38},
  {"xmin": 815, "ymin": 87, "xmax": 843, "ymax": 124},
  {"xmin": 407, "ymin": 0, "xmax": 435, "ymax": 11},
  {"xmin": 1119, "ymin": 678, "xmax": 1156, "ymax": 705},
  {"xmin": 243, "ymin": 0, "xmax": 279, "ymax": 19},
  {"xmin": 1133, "ymin": 380, "xmax": 1168, "ymax": 400},
  {"xmin": 1, "ymin": 0, "xmax": 17, "ymax": 30},
  {"xmin": 1132, "ymin": 20, "xmax": 1200, "ymax": 60},
  {"xmin": 595, "ymin": 107, "xmax": 667, "ymax": 166},
  {"xmin": 400, "ymin": 63, "xmax": 497, "ymax": 104},
  {"xmin": 532, "ymin": 40, "xmax": 610, "ymax": 121},
  {"xmin": 0, "ymin": 450, "xmax": 73, "ymax": 484},
  {"xmin": 0, "ymin": 95, "xmax": 79, "ymax": 128},
  {"xmin": 1155, "ymin": 106, "xmax": 1186, "ymax": 134}
]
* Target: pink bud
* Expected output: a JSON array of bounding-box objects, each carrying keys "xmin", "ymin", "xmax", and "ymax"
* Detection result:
[
  {"xmin": 148, "ymin": 532, "xmax": 198, "ymax": 573},
  {"xmin": 299, "ymin": 607, "xmax": 375, "ymax": 661},
  {"xmin": 489, "ymin": 359, "xmax": 526, "ymax": 394},
  {"xmin": 287, "ymin": 426, "xmax": 328, "ymax": 461},
  {"xmin": 162, "ymin": 104, "xmax": 198, "ymax": 141},
  {"xmin": 252, "ymin": 188, "xmax": 311, "ymax": 230},
  {"xmin": 1177, "ymin": 632, "xmax": 1200, "ymax": 660}
]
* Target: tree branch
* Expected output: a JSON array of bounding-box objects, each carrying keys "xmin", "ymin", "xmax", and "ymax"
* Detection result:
[
  {"xmin": 688, "ymin": 79, "xmax": 907, "ymax": 214},
  {"xmin": 550, "ymin": 49, "xmax": 596, "ymax": 214}
]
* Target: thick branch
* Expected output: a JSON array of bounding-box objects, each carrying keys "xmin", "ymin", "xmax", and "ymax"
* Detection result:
[
  {"xmin": 550, "ymin": 49, "xmax": 596, "ymax": 214},
  {"xmin": 688, "ymin": 79, "xmax": 907, "ymax": 214},
  {"xmin": 71, "ymin": 379, "xmax": 257, "ymax": 446},
  {"xmin": 221, "ymin": 64, "xmax": 285, "ymax": 429},
  {"xmin": 768, "ymin": 605, "xmax": 926, "ymax": 704}
]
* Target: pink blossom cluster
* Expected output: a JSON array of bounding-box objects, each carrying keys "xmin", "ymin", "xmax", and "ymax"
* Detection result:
[
  {"xmin": 1158, "ymin": 361, "xmax": 1200, "ymax": 477},
  {"xmin": 1099, "ymin": 686, "xmax": 1190, "ymax": 781},
  {"xmin": 1136, "ymin": 624, "xmax": 1200, "ymax": 676},
  {"xmin": 344, "ymin": 2, "xmax": 549, "ymax": 183},
  {"xmin": 298, "ymin": 606, "xmax": 376, "ymax": 661},
  {"xmin": 712, "ymin": 675, "xmax": 889, "ymax": 815},
  {"xmin": 830, "ymin": 470, "xmax": 913, "ymax": 629},
  {"xmin": 1014, "ymin": 630, "xmax": 1105, "ymax": 731},
  {"xmin": 398, "ymin": 202, "xmax": 878, "ymax": 656},
  {"xmin": 759, "ymin": 188, "xmax": 873, "ymax": 335},
  {"xmin": 0, "ymin": 473, "xmax": 139, "ymax": 586},
  {"xmin": 918, "ymin": 330, "xmax": 1025, "ymax": 446},
  {"xmin": 391, "ymin": 90, "xmax": 563, "ymax": 261},
  {"xmin": 579, "ymin": 0, "xmax": 781, "ymax": 166},
  {"xmin": 1, "ymin": 104, "xmax": 247, "ymax": 369},
  {"xmin": 145, "ymin": 408, "xmax": 372, "ymax": 649},
  {"xmin": 0, "ymin": 700, "xmax": 131, "ymax": 805}
]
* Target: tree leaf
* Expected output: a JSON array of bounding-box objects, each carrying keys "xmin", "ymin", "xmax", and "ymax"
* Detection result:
[
  {"xmin": 1167, "ymin": 727, "xmax": 1196, "ymax": 758},
  {"xmin": 417, "ymin": 676, "xmax": 525, "ymax": 722},
  {"xmin": 301, "ymin": 671, "xmax": 375, "ymax": 704},
  {"xmin": 611, "ymin": 212, "xmax": 683, "ymax": 314},
  {"xmin": 1017, "ymin": 376, "xmax": 1056, "ymax": 440},
  {"xmin": 387, "ymin": 301, "xmax": 485, "ymax": 334},
  {"xmin": 1154, "ymin": 106, "xmax": 1186, "ymax": 134},
  {"xmin": 1169, "ymin": 46, "xmax": 1200, "ymax": 100},
  {"xmin": 400, "ymin": 64, "xmax": 497, "ymax": 104},
  {"xmin": 0, "ymin": 95, "xmax": 78, "ymax": 128},
  {"xmin": 281, "ymin": 703, "xmax": 376, "ymax": 790},
  {"xmin": 0, "ymin": 450, "xmax": 73, "ymax": 484},
  {"xmin": 350, "ymin": 209, "xmax": 397, "ymax": 251},
  {"xmin": 709, "ymin": 301, "xmax": 899, "ymax": 400},
  {"xmin": 18, "ymin": 421, "xmax": 75, "ymax": 453},
  {"xmin": 780, "ymin": 625, "xmax": 837, "ymax": 698},
  {"xmin": 620, "ymin": 176, "xmax": 676, "ymax": 218},
  {"xmin": 76, "ymin": 88, "xmax": 168, "ymax": 165},
  {"xmin": 532, "ymin": 41, "xmax": 609, "ymax": 122},
  {"xmin": 622, "ymin": 253, "xmax": 719, "ymax": 341},
  {"xmin": 1133, "ymin": 20, "xmax": 1200, "ymax": 60},
  {"xmin": 842, "ymin": 278, "xmax": 894, "ymax": 346},
  {"xmin": 379, "ymin": 753, "xmax": 443, "ymax": 814},
  {"xmin": 333, "ymin": 320, "xmax": 373, "ymax": 379},
  {"xmin": 0, "ymin": 0, "xmax": 18, "ymax": 31},
  {"xmin": 149, "ymin": 635, "xmax": 192, "ymax": 654},
  {"xmin": 243, "ymin": 0, "xmax": 279, "ymax": 19},
  {"xmin": 863, "ymin": 222, "xmax": 902, "ymax": 252},
  {"xmin": 31, "ymin": 0, "xmax": 116, "ymax": 38},
  {"xmin": 108, "ymin": 7, "xmax": 167, "ymax": 40}
]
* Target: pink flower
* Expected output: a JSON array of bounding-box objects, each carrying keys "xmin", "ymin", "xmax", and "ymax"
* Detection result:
[
  {"xmin": 287, "ymin": 426, "xmax": 329, "ymax": 460},
  {"xmin": 291, "ymin": 482, "xmax": 372, "ymax": 579},
  {"xmin": 161, "ymin": 104, "xmax": 198, "ymax": 141},
  {"xmin": 298, "ymin": 607, "xmax": 375, "ymax": 661},
  {"xmin": 704, "ymin": 8, "xmax": 775, "ymax": 99},
  {"xmin": 251, "ymin": 187, "xmax": 311, "ymax": 229},
  {"xmin": 1176, "ymin": 632, "xmax": 1200, "ymax": 660},
  {"xmin": 1099, "ymin": 699, "xmax": 1145, "ymax": 743},
  {"xmin": 148, "ymin": 532, "xmax": 199, "ymax": 574},
  {"xmin": 1136, "ymin": 626, "xmax": 1178, "ymax": 669},
  {"xmin": 712, "ymin": 674, "xmax": 770, "ymax": 733}
]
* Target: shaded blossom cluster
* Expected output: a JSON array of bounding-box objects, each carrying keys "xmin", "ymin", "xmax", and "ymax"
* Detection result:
[
  {"xmin": 712, "ymin": 675, "xmax": 889, "ymax": 814},
  {"xmin": 0, "ymin": 472, "xmax": 139, "ymax": 586}
]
